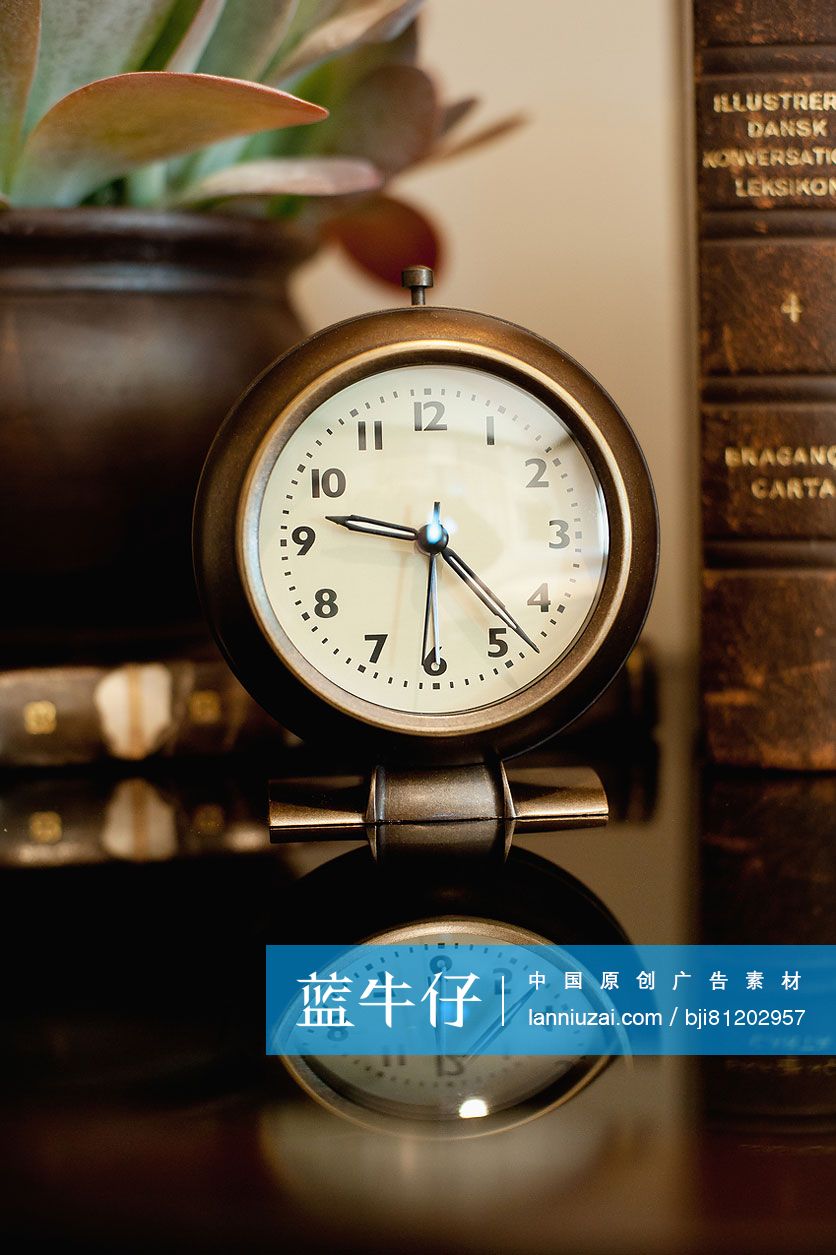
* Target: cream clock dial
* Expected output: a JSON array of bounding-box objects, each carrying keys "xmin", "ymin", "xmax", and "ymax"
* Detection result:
[{"xmin": 257, "ymin": 365, "xmax": 607, "ymax": 715}]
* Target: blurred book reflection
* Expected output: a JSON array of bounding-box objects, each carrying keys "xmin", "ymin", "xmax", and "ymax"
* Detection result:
[{"xmin": 699, "ymin": 771, "xmax": 836, "ymax": 1251}]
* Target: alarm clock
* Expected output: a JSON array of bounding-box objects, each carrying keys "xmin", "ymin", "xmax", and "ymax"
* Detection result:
[{"xmin": 193, "ymin": 268, "xmax": 657, "ymax": 855}]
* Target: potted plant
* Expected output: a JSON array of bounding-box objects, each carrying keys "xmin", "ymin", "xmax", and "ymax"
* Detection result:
[{"xmin": 0, "ymin": 0, "xmax": 514, "ymax": 659}]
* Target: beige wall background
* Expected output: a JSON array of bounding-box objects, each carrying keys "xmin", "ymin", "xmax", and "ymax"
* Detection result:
[{"xmin": 293, "ymin": 0, "xmax": 696, "ymax": 663}]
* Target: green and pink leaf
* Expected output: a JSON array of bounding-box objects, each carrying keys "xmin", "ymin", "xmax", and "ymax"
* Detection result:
[
  {"xmin": 23, "ymin": 0, "xmax": 176, "ymax": 131},
  {"xmin": 12, "ymin": 71, "xmax": 328, "ymax": 207},
  {"xmin": 429, "ymin": 113, "xmax": 527, "ymax": 164},
  {"xmin": 195, "ymin": 0, "xmax": 297, "ymax": 82},
  {"xmin": 0, "ymin": 0, "xmax": 40, "ymax": 191},
  {"xmin": 147, "ymin": 0, "xmax": 225, "ymax": 73},
  {"xmin": 172, "ymin": 155, "xmax": 382, "ymax": 205},
  {"xmin": 319, "ymin": 63, "xmax": 438, "ymax": 174},
  {"xmin": 325, "ymin": 193, "xmax": 441, "ymax": 287},
  {"xmin": 269, "ymin": 0, "xmax": 426, "ymax": 83}
]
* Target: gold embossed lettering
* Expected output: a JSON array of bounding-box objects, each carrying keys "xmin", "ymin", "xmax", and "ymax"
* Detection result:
[
  {"xmin": 748, "ymin": 119, "xmax": 830, "ymax": 138},
  {"xmin": 727, "ymin": 444, "xmax": 836, "ymax": 469},
  {"xmin": 748, "ymin": 475, "xmax": 836, "ymax": 499},
  {"xmin": 29, "ymin": 811, "xmax": 62, "ymax": 843},
  {"xmin": 734, "ymin": 176, "xmax": 836, "ymax": 198},
  {"xmin": 189, "ymin": 690, "xmax": 222, "ymax": 725},
  {"xmin": 715, "ymin": 90, "xmax": 836, "ymax": 114},
  {"xmin": 23, "ymin": 700, "xmax": 57, "ymax": 735}
]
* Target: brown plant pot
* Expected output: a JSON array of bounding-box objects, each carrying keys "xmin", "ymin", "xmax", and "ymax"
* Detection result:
[{"xmin": 0, "ymin": 209, "xmax": 310, "ymax": 664}]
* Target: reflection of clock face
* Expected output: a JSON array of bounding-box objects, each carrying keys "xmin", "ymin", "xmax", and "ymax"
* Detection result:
[
  {"xmin": 282, "ymin": 919, "xmax": 615, "ymax": 1136},
  {"xmin": 255, "ymin": 364, "xmax": 608, "ymax": 715}
]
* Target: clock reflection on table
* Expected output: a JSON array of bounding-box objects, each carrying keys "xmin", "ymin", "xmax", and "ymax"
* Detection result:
[{"xmin": 270, "ymin": 851, "xmax": 634, "ymax": 1136}]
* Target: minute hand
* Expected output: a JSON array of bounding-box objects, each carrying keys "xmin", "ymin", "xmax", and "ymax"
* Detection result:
[{"xmin": 442, "ymin": 548, "xmax": 539, "ymax": 653}]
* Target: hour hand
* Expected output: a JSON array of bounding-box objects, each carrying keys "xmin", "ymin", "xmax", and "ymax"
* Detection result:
[{"xmin": 326, "ymin": 514, "xmax": 416, "ymax": 542}]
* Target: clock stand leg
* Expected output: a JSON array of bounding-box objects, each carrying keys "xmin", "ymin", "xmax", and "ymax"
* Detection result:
[{"xmin": 268, "ymin": 762, "xmax": 608, "ymax": 865}]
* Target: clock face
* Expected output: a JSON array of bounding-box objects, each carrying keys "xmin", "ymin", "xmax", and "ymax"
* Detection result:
[
  {"xmin": 281, "ymin": 919, "xmax": 610, "ymax": 1130},
  {"xmin": 253, "ymin": 364, "xmax": 608, "ymax": 717}
]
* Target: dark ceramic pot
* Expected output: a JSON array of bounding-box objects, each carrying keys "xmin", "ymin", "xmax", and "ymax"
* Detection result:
[{"xmin": 0, "ymin": 209, "xmax": 309, "ymax": 663}]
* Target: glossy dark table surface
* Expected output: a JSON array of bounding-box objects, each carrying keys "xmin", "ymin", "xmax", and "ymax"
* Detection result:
[{"xmin": 1, "ymin": 665, "xmax": 834, "ymax": 1254}]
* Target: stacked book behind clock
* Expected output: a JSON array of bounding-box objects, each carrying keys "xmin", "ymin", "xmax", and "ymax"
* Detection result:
[
  {"xmin": 0, "ymin": 644, "xmax": 656, "ymax": 768},
  {"xmin": 0, "ymin": 643, "xmax": 658, "ymax": 866},
  {"xmin": 694, "ymin": 0, "xmax": 836, "ymax": 768}
]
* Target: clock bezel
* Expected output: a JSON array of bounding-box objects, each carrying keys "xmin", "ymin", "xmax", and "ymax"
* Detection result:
[{"xmin": 193, "ymin": 306, "xmax": 658, "ymax": 762}]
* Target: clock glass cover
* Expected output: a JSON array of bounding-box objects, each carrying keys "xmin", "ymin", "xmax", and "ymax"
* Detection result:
[{"xmin": 252, "ymin": 364, "xmax": 608, "ymax": 716}]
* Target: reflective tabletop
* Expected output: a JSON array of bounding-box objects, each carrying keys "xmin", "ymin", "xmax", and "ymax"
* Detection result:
[{"xmin": 1, "ymin": 663, "xmax": 834, "ymax": 1254}]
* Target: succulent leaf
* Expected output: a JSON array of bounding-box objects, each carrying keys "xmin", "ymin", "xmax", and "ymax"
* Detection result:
[
  {"xmin": 0, "ymin": 0, "xmax": 508, "ymax": 263},
  {"xmin": 440, "ymin": 97, "xmax": 479, "ymax": 138},
  {"xmin": 12, "ymin": 71, "xmax": 327, "ymax": 207},
  {"xmin": 171, "ymin": 155, "xmax": 382, "ymax": 204},
  {"xmin": 429, "ymin": 112, "xmax": 527, "ymax": 164},
  {"xmin": 325, "ymin": 192, "xmax": 440, "ymax": 287},
  {"xmin": 196, "ymin": 0, "xmax": 297, "ymax": 82},
  {"xmin": 146, "ymin": 0, "xmax": 225, "ymax": 73},
  {"xmin": 268, "ymin": 0, "xmax": 426, "ymax": 84},
  {"xmin": 0, "ymin": 0, "xmax": 40, "ymax": 192},
  {"xmin": 264, "ymin": 0, "xmax": 349, "ymax": 81},
  {"xmin": 23, "ymin": 0, "xmax": 177, "ymax": 133},
  {"xmin": 157, "ymin": 2, "xmax": 308, "ymax": 191},
  {"xmin": 318, "ymin": 63, "xmax": 437, "ymax": 175},
  {"xmin": 244, "ymin": 17, "xmax": 418, "ymax": 163}
]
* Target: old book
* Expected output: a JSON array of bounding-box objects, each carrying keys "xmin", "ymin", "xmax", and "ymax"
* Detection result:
[
  {"xmin": 700, "ymin": 770, "xmax": 836, "ymax": 1124},
  {"xmin": 0, "ymin": 654, "xmax": 285, "ymax": 766},
  {"xmin": 0, "ymin": 643, "xmax": 656, "ymax": 767},
  {"xmin": 694, "ymin": 1, "xmax": 836, "ymax": 768}
]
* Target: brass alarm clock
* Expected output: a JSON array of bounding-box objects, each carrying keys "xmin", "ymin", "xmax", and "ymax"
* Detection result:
[{"xmin": 193, "ymin": 267, "xmax": 658, "ymax": 794}]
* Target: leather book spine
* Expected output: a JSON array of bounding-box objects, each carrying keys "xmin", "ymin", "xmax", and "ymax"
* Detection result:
[
  {"xmin": 694, "ymin": 1, "xmax": 836, "ymax": 768},
  {"xmin": 700, "ymin": 770, "xmax": 836, "ymax": 1122}
]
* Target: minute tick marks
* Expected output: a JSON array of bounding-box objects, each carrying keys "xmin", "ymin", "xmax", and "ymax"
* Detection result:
[{"xmin": 257, "ymin": 363, "xmax": 608, "ymax": 715}]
